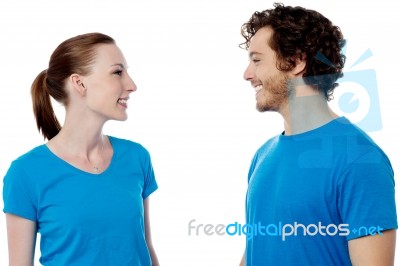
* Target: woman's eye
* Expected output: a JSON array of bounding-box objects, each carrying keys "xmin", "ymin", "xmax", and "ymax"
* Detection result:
[
  {"xmin": 114, "ymin": 70, "xmax": 123, "ymax": 76},
  {"xmin": 252, "ymin": 59, "xmax": 260, "ymax": 63}
]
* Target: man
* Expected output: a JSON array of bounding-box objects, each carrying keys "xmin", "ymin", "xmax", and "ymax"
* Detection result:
[{"xmin": 239, "ymin": 3, "xmax": 397, "ymax": 265}]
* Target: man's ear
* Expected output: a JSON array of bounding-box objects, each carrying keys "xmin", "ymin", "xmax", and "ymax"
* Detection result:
[
  {"xmin": 70, "ymin": 74, "xmax": 86, "ymax": 96},
  {"xmin": 291, "ymin": 54, "xmax": 307, "ymax": 76}
]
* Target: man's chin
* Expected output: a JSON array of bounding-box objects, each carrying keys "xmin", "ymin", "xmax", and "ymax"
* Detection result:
[{"xmin": 256, "ymin": 103, "xmax": 273, "ymax": 112}]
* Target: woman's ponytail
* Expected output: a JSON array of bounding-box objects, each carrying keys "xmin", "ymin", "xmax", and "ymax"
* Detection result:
[{"xmin": 31, "ymin": 70, "xmax": 61, "ymax": 140}]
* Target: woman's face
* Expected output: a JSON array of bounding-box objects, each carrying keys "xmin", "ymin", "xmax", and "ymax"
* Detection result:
[{"xmin": 82, "ymin": 43, "xmax": 137, "ymax": 122}]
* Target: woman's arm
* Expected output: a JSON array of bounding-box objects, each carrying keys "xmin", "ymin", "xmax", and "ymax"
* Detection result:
[
  {"xmin": 239, "ymin": 250, "xmax": 245, "ymax": 266},
  {"xmin": 144, "ymin": 198, "xmax": 160, "ymax": 266},
  {"xmin": 6, "ymin": 213, "xmax": 37, "ymax": 266}
]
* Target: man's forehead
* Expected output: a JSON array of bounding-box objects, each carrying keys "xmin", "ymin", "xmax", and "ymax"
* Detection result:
[{"xmin": 248, "ymin": 28, "xmax": 273, "ymax": 55}]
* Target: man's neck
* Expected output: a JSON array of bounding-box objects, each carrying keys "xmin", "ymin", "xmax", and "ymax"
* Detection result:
[{"xmin": 279, "ymin": 83, "xmax": 338, "ymax": 136}]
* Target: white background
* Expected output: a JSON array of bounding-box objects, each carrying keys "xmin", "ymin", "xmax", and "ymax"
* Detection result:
[{"xmin": 0, "ymin": 0, "xmax": 399, "ymax": 265}]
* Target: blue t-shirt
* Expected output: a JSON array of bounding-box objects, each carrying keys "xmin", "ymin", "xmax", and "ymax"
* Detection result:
[
  {"xmin": 245, "ymin": 117, "xmax": 397, "ymax": 265},
  {"xmin": 3, "ymin": 136, "xmax": 158, "ymax": 266}
]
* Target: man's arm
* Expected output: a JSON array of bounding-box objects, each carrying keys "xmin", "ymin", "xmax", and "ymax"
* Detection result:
[{"xmin": 349, "ymin": 229, "xmax": 396, "ymax": 266}]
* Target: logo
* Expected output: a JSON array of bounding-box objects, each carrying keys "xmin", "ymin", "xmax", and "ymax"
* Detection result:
[
  {"xmin": 323, "ymin": 45, "xmax": 382, "ymax": 132},
  {"xmin": 188, "ymin": 219, "xmax": 384, "ymax": 241},
  {"xmin": 288, "ymin": 43, "xmax": 382, "ymax": 133}
]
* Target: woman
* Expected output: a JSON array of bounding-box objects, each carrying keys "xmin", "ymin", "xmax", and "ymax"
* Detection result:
[{"xmin": 3, "ymin": 33, "xmax": 160, "ymax": 265}]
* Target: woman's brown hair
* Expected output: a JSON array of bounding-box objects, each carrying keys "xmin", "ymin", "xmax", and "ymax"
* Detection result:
[{"xmin": 31, "ymin": 33, "xmax": 115, "ymax": 140}]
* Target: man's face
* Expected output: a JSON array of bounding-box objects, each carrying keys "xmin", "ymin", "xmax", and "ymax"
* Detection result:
[{"xmin": 243, "ymin": 27, "xmax": 290, "ymax": 113}]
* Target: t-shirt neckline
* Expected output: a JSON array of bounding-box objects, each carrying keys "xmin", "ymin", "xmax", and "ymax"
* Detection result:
[{"xmin": 42, "ymin": 135, "xmax": 116, "ymax": 176}]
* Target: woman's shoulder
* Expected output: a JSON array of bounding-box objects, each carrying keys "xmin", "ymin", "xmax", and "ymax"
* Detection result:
[
  {"xmin": 5, "ymin": 144, "xmax": 52, "ymax": 178},
  {"xmin": 12, "ymin": 144, "xmax": 49, "ymax": 165},
  {"xmin": 108, "ymin": 136, "xmax": 150, "ymax": 155}
]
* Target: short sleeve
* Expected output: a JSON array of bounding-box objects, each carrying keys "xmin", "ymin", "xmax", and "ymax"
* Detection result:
[
  {"xmin": 247, "ymin": 152, "xmax": 259, "ymax": 184},
  {"xmin": 338, "ymin": 152, "xmax": 397, "ymax": 241},
  {"xmin": 141, "ymin": 150, "xmax": 158, "ymax": 199},
  {"xmin": 3, "ymin": 161, "xmax": 37, "ymax": 221}
]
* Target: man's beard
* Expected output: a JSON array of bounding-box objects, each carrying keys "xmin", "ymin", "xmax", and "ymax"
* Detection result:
[{"xmin": 256, "ymin": 72, "xmax": 292, "ymax": 112}]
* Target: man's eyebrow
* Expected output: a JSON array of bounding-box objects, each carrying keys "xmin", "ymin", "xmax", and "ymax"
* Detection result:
[{"xmin": 249, "ymin": 51, "xmax": 262, "ymax": 57}]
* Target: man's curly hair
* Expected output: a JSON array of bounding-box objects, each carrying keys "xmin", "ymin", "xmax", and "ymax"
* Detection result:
[{"xmin": 240, "ymin": 3, "xmax": 346, "ymax": 100}]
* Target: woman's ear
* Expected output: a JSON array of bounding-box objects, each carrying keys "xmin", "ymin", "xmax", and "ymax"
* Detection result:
[{"xmin": 70, "ymin": 74, "xmax": 86, "ymax": 96}]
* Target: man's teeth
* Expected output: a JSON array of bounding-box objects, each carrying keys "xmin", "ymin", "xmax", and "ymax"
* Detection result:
[
  {"xmin": 255, "ymin": 85, "xmax": 263, "ymax": 92},
  {"xmin": 118, "ymin": 99, "xmax": 127, "ymax": 104}
]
